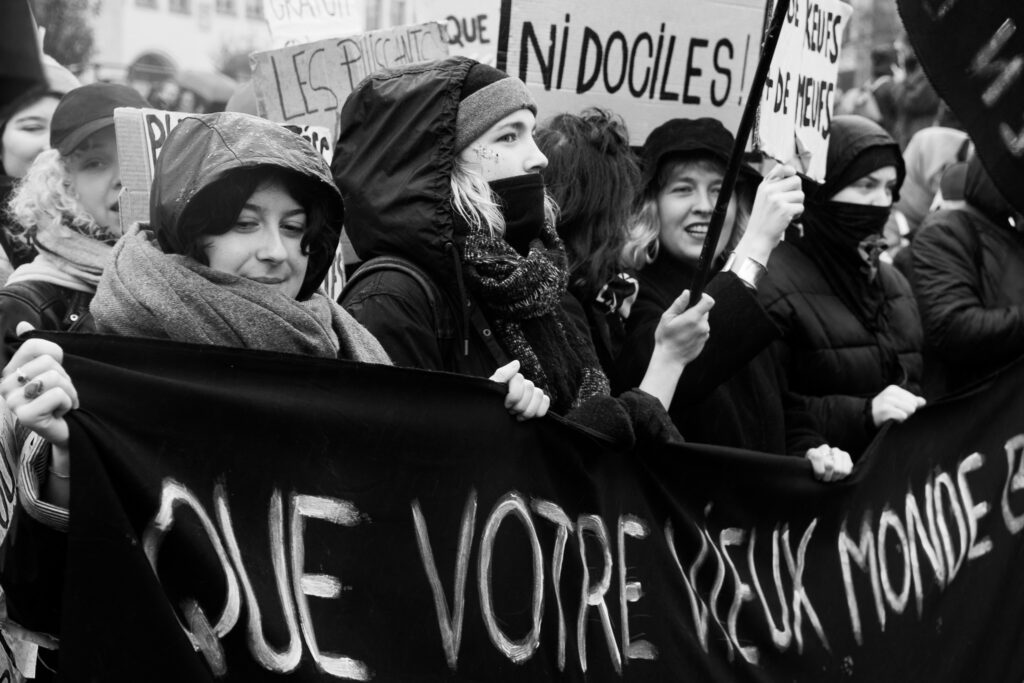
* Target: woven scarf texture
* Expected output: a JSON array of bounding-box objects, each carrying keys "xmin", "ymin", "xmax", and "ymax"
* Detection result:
[
  {"xmin": 90, "ymin": 226, "xmax": 391, "ymax": 364},
  {"xmin": 6, "ymin": 213, "xmax": 116, "ymax": 292},
  {"xmin": 461, "ymin": 217, "xmax": 609, "ymax": 414}
]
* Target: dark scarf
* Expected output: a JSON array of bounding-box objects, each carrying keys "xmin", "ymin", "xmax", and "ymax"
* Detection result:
[
  {"xmin": 798, "ymin": 199, "xmax": 903, "ymax": 378},
  {"xmin": 461, "ymin": 175, "xmax": 610, "ymax": 414}
]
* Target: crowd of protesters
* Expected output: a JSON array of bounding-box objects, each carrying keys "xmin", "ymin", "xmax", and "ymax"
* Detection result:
[{"xmin": 0, "ymin": 33, "xmax": 1022, "ymax": 677}]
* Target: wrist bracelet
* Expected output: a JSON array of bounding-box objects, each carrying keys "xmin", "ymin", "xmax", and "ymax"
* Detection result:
[
  {"xmin": 47, "ymin": 467, "xmax": 70, "ymax": 480},
  {"xmin": 723, "ymin": 252, "xmax": 768, "ymax": 290}
]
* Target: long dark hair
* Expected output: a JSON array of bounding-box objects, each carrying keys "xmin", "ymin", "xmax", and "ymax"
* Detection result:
[
  {"xmin": 537, "ymin": 108, "xmax": 640, "ymax": 297},
  {"xmin": 168, "ymin": 166, "xmax": 340, "ymax": 299}
]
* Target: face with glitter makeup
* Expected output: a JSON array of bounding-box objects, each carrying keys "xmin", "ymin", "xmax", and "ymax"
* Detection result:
[{"xmin": 458, "ymin": 109, "xmax": 548, "ymax": 181}]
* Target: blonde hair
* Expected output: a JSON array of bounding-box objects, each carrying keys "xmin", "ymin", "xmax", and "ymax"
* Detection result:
[
  {"xmin": 6, "ymin": 148, "xmax": 108, "ymax": 245},
  {"xmin": 621, "ymin": 156, "xmax": 753, "ymax": 270},
  {"xmin": 449, "ymin": 157, "xmax": 558, "ymax": 238}
]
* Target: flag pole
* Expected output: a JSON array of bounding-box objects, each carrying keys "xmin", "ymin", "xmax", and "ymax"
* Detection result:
[{"xmin": 688, "ymin": 0, "xmax": 791, "ymax": 303}]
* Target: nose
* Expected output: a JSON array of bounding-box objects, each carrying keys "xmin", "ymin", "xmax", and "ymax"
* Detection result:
[
  {"xmin": 873, "ymin": 187, "xmax": 893, "ymax": 207},
  {"xmin": 257, "ymin": 226, "xmax": 288, "ymax": 263},
  {"xmin": 695, "ymin": 187, "xmax": 714, "ymax": 214},
  {"xmin": 525, "ymin": 136, "xmax": 548, "ymax": 173},
  {"xmin": 111, "ymin": 159, "xmax": 123, "ymax": 191}
]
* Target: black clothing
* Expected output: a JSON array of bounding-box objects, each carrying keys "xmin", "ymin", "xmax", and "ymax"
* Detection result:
[
  {"xmin": 759, "ymin": 241, "xmax": 923, "ymax": 455},
  {"xmin": 335, "ymin": 57, "xmax": 679, "ymax": 447},
  {"xmin": 911, "ymin": 157, "xmax": 1024, "ymax": 396},
  {"xmin": 616, "ymin": 257, "xmax": 825, "ymax": 454},
  {"xmin": 0, "ymin": 281, "xmax": 92, "ymax": 363}
]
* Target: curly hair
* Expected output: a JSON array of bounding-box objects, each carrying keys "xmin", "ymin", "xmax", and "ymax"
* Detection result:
[
  {"xmin": 449, "ymin": 158, "xmax": 558, "ymax": 239},
  {"xmin": 621, "ymin": 154, "xmax": 752, "ymax": 270},
  {"xmin": 536, "ymin": 108, "xmax": 640, "ymax": 297},
  {"xmin": 5, "ymin": 148, "xmax": 112, "ymax": 247}
]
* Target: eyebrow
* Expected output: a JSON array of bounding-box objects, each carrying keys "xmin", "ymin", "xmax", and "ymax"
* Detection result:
[{"xmin": 240, "ymin": 204, "xmax": 306, "ymax": 218}]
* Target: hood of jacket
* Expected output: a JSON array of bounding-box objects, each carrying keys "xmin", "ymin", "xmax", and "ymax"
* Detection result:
[
  {"xmin": 333, "ymin": 57, "xmax": 475, "ymax": 293},
  {"xmin": 808, "ymin": 114, "xmax": 906, "ymax": 203},
  {"xmin": 964, "ymin": 154, "xmax": 1016, "ymax": 226},
  {"xmin": 150, "ymin": 111, "xmax": 343, "ymax": 299}
]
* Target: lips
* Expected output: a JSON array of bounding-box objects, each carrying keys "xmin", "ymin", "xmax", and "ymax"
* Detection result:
[
  {"xmin": 247, "ymin": 276, "xmax": 286, "ymax": 285},
  {"xmin": 684, "ymin": 222, "xmax": 709, "ymax": 239}
]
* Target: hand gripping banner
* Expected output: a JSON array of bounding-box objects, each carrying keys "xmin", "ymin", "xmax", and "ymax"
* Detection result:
[{"xmin": 21, "ymin": 333, "xmax": 1024, "ymax": 681}]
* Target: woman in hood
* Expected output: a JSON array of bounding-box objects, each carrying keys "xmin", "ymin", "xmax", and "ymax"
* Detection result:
[
  {"xmin": 337, "ymin": 57, "xmax": 713, "ymax": 445},
  {"xmin": 0, "ymin": 112, "xmax": 546, "ymax": 667},
  {"xmin": 911, "ymin": 153, "xmax": 1024, "ymax": 396},
  {"xmin": 0, "ymin": 83, "xmax": 147, "ymax": 358},
  {"xmin": 759, "ymin": 115, "xmax": 926, "ymax": 457}
]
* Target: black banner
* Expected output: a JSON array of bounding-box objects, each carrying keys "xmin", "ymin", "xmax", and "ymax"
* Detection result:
[
  {"xmin": 897, "ymin": 0, "xmax": 1024, "ymax": 213},
  {"xmin": 51, "ymin": 333, "xmax": 1024, "ymax": 681}
]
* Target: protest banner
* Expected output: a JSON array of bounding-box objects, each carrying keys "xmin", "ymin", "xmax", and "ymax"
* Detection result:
[
  {"xmin": 251, "ymin": 22, "xmax": 450, "ymax": 136},
  {"xmin": 753, "ymin": 0, "xmax": 852, "ymax": 180},
  {"xmin": 413, "ymin": 0, "xmax": 501, "ymax": 65},
  {"xmin": 32, "ymin": 330, "xmax": 1024, "ymax": 681},
  {"xmin": 897, "ymin": 0, "xmax": 1024, "ymax": 214},
  {"xmin": 262, "ymin": 0, "xmax": 366, "ymax": 49},
  {"xmin": 496, "ymin": 0, "xmax": 768, "ymax": 146},
  {"xmin": 112, "ymin": 108, "xmax": 343, "ymax": 296}
]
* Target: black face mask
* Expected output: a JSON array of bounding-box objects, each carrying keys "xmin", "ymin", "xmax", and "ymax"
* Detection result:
[{"xmin": 490, "ymin": 173, "xmax": 546, "ymax": 257}]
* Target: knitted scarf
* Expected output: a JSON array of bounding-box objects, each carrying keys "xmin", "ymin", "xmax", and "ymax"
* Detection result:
[
  {"xmin": 6, "ymin": 213, "xmax": 115, "ymax": 292},
  {"xmin": 461, "ymin": 214, "xmax": 610, "ymax": 414},
  {"xmin": 91, "ymin": 226, "xmax": 391, "ymax": 364}
]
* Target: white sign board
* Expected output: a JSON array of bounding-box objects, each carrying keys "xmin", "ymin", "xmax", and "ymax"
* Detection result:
[
  {"xmin": 414, "ymin": 0, "xmax": 501, "ymax": 65},
  {"xmin": 263, "ymin": 0, "xmax": 366, "ymax": 48},
  {"xmin": 498, "ymin": 0, "xmax": 768, "ymax": 145},
  {"xmin": 251, "ymin": 22, "xmax": 450, "ymax": 135},
  {"xmin": 754, "ymin": 0, "xmax": 852, "ymax": 180}
]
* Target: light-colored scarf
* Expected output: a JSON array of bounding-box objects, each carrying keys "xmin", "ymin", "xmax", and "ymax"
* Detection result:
[
  {"xmin": 91, "ymin": 226, "xmax": 390, "ymax": 364},
  {"xmin": 6, "ymin": 214, "xmax": 114, "ymax": 292}
]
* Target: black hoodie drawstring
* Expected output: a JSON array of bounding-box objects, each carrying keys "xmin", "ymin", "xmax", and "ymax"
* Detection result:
[{"xmin": 444, "ymin": 241, "xmax": 471, "ymax": 356}]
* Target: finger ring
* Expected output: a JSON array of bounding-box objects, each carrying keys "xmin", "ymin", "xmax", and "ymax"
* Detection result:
[
  {"xmin": 23, "ymin": 379, "xmax": 44, "ymax": 400},
  {"xmin": 14, "ymin": 367, "xmax": 28, "ymax": 385}
]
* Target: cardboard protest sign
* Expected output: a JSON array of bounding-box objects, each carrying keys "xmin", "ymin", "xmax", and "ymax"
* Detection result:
[
  {"xmin": 413, "ymin": 0, "xmax": 501, "ymax": 65},
  {"xmin": 496, "ymin": 0, "xmax": 768, "ymax": 145},
  {"xmin": 45, "ymin": 329, "xmax": 1024, "ymax": 681},
  {"xmin": 754, "ymin": 0, "xmax": 852, "ymax": 180},
  {"xmin": 251, "ymin": 22, "xmax": 450, "ymax": 136},
  {"xmin": 262, "ymin": 0, "xmax": 366, "ymax": 48},
  {"xmin": 897, "ymin": 0, "xmax": 1024, "ymax": 214},
  {"xmin": 112, "ymin": 109, "xmax": 345, "ymax": 297}
]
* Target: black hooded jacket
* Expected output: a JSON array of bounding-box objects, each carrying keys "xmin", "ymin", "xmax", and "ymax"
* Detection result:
[
  {"xmin": 334, "ymin": 58, "xmax": 502, "ymax": 377},
  {"xmin": 911, "ymin": 155, "xmax": 1024, "ymax": 396},
  {"xmin": 334, "ymin": 58, "xmax": 679, "ymax": 446},
  {"xmin": 758, "ymin": 117, "xmax": 923, "ymax": 456}
]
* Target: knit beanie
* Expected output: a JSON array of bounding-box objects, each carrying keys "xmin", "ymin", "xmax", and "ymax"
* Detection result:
[{"xmin": 455, "ymin": 63, "xmax": 536, "ymax": 154}]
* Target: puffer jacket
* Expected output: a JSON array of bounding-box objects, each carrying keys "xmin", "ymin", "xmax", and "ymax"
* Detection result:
[
  {"xmin": 759, "ymin": 241, "xmax": 923, "ymax": 456},
  {"xmin": 911, "ymin": 155, "xmax": 1024, "ymax": 396},
  {"xmin": 333, "ymin": 57, "xmax": 679, "ymax": 447}
]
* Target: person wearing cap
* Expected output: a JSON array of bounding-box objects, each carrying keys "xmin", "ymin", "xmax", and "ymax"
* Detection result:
[
  {"xmin": 0, "ymin": 55, "xmax": 82, "ymax": 280},
  {"xmin": 0, "ymin": 82, "xmax": 147, "ymax": 360},
  {"xmin": 911, "ymin": 153, "xmax": 1024, "ymax": 398},
  {"xmin": 759, "ymin": 115, "xmax": 925, "ymax": 458},
  {"xmin": 336, "ymin": 57, "xmax": 713, "ymax": 445},
  {"xmin": 614, "ymin": 118, "xmax": 849, "ymax": 480}
]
